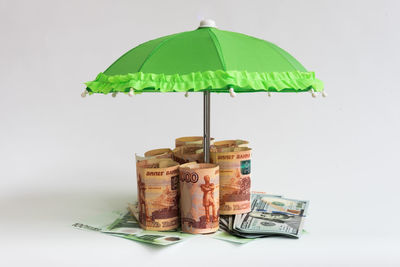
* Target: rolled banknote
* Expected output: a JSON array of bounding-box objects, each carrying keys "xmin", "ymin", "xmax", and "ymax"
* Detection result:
[
  {"xmin": 212, "ymin": 140, "xmax": 249, "ymax": 152},
  {"xmin": 144, "ymin": 148, "xmax": 173, "ymax": 158},
  {"xmin": 179, "ymin": 162, "xmax": 220, "ymax": 234},
  {"xmin": 211, "ymin": 147, "xmax": 251, "ymax": 215},
  {"xmin": 135, "ymin": 148, "xmax": 173, "ymax": 162},
  {"xmin": 172, "ymin": 144, "xmax": 204, "ymax": 164},
  {"xmin": 175, "ymin": 136, "xmax": 214, "ymax": 147},
  {"xmin": 136, "ymin": 158, "xmax": 180, "ymax": 231}
]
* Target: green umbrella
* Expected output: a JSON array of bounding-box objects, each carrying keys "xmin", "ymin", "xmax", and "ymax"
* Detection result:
[{"xmin": 83, "ymin": 19, "xmax": 324, "ymax": 162}]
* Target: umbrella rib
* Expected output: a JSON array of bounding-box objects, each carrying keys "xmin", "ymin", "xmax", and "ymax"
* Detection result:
[
  {"xmin": 137, "ymin": 33, "xmax": 182, "ymax": 72},
  {"xmin": 239, "ymin": 33, "xmax": 301, "ymax": 71},
  {"xmin": 103, "ymin": 43, "xmax": 144, "ymax": 74},
  {"xmin": 265, "ymin": 42, "xmax": 299, "ymax": 71},
  {"xmin": 207, "ymin": 28, "xmax": 227, "ymax": 71}
]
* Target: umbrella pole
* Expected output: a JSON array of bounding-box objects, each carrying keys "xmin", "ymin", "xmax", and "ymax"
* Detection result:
[{"xmin": 203, "ymin": 91, "xmax": 211, "ymax": 163}]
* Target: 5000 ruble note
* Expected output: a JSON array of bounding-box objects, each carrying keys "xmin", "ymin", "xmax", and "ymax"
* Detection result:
[
  {"xmin": 136, "ymin": 158, "xmax": 180, "ymax": 231},
  {"xmin": 211, "ymin": 147, "xmax": 251, "ymax": 215},
  {"xmin": 179, "ymin": 162, "xmax": 220, "ymax": 234}
]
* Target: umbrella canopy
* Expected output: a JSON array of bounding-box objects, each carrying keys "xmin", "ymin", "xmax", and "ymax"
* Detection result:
[
  {"xmin": 84, "ymin": 20, "xmax": 324, "ymax": 95},
  {"xmin": 83, "ymin": 19, "xmax": 325, "ymax": 163}
]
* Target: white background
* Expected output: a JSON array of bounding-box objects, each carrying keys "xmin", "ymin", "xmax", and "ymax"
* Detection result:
[{"xmin": 1, "ymin": 0, "xmax": 399, "ymax": 266}]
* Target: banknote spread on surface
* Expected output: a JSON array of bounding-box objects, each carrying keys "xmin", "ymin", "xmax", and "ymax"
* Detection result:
[
  {"xmin": 73, "ymin": 193, "xmax": 309, "ymax": 245},
  {"xmin": 73, "ymin": 206, "xmax": 253, "ymax": 245},
  {"xmin": 128, "ymin": 201, "xmax": 252, "ymax": 244},
  {"xmin": 72, "ymin": 209, "xmax": 192, "ymax": 246}
]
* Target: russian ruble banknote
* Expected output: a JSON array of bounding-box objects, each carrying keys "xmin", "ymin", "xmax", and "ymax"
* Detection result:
[
  {"xmin": 211, "ymin": 139, "xmax": 249, "ymax": 150},
  {"xmin": 135, "ymin": 158, "xmax": 180, "ymax": 231},
  {"xmin": 179, "ymin": 162, "xmax": 220, "ymax": 234},
  {"xmin": 172, "ymin": 144, "xmax": 204, "ymax": 164},
  {"xmin": 135, "ymin": 148, "xmax": 173, "ymax": 162},
  {"xmin": 175, "ymin": 136, "xmax": 215, "ymax": 147},
  {"xmin": 211, "ymin": 147, "xmax": 252, "ymax": 215}
]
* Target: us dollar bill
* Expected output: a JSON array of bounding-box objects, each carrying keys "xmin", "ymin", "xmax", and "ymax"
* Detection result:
[
  {"xmin": 234, "ymin": 211, "xmax": 305, "ymax": 238},
  {"xmin": 249, "ymin": 193, "xmax": 309, "ymax": 216},
  {"xmin": 232, "ymin": 193, "xmax": 308, "ymax": 238}
]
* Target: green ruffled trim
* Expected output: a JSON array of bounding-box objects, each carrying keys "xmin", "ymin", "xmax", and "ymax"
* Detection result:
[{"xmin": 85, "ymin": 70, "xmax": 324, "ymax": 94}]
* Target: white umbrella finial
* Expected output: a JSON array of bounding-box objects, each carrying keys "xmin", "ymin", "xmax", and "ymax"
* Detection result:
[{"xmin": 199, "ymin": 19, "xmax": 216, "ymax": 28}]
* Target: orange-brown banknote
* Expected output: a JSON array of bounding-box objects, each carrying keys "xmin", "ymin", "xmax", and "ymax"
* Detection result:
[
  {"xmin": 136, "ymin": 158, "xmax": 180, "ymax": 231},
  {"xmin": 179, "ymin": 162, "xmax": 219, "ymax": 234},
  {"xmin": 211, "ymin": 147, "xmax": 251, "ymax": 215}
]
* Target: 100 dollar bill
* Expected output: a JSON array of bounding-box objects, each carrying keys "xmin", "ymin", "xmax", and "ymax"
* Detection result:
[
  {"xmin": 234, "ymin": 211, "xmax": 305, "ymax": 238},
  {"xmin": 250, "ymin": 193, "xmax": 309, "ymax": 216},
  {"xmin": 233, "ymin": 193, "xmax": 308, "ymax": 238}
]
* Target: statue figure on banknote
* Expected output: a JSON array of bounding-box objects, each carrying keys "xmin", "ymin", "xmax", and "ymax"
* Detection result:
[
  {"xmin": 200, "ymin": 175, "xmax": 217, "ymax": 223},
  {"xmin": 137, "ymin": 174, "xmax": 148, "ymax": 224}
]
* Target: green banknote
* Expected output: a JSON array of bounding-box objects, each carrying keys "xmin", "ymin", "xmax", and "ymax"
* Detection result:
[
  {"xmin": 210, "ymin": 230, "xmax": 254, "ymax": 244},
  {"xmin": 73, "ymin": 210, "xmax": 192, "ymax": 246},
  {"xmin": 73, "ymin": 206, "xmax": 252, "ymax": 245}
]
